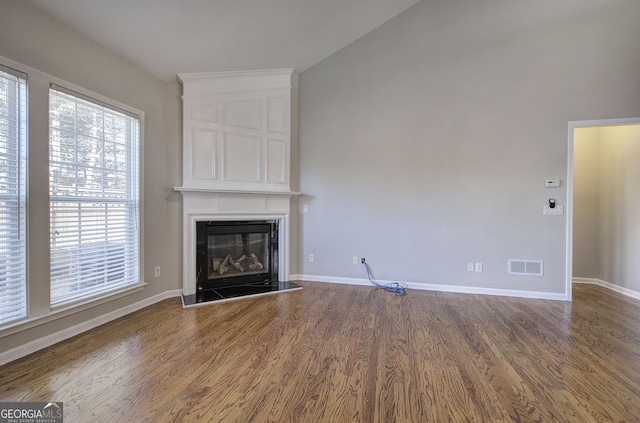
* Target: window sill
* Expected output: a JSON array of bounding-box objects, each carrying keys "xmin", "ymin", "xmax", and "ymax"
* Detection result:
[{"xmin": 0, "ymin": 282, "xmax": 147, "ymax": 339}]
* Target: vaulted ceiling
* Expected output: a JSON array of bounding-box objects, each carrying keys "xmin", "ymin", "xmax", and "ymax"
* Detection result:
[{"xmin": 24, "ymin": 0, "xmax": 422, "ymax": 82}]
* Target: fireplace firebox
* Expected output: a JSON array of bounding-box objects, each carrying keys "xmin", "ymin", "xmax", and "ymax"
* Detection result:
[
  {"xmin": 183, "ymin": 218, "xmax": 300, "ymax": 306},
  {"xmin": 196, "ymin": 221, "xmax": 279, "ymax": 292}
]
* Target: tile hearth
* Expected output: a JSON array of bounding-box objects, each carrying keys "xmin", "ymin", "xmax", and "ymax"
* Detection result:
[{"xmin": 182, "ymin": 280, "xmax": 301, "ymax": 307}]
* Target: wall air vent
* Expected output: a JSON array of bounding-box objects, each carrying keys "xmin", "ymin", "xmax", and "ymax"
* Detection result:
[{"xmin": 508, "ymin": 260, "xmax": 543, "ymax": 276}]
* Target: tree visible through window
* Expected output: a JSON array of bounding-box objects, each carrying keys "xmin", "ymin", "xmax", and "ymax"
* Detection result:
[{"xmin": 49, "ymin": 86, "xmax": 140, "ymax": 307}]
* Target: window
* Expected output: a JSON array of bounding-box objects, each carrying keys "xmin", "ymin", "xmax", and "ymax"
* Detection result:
[
  {"xmin": 49, "ymin": 85, "xmax": 140, "ymax": 308},
  {"xmin": 0, "ymin": 65, "xmax": 27, "ymax": 325}
]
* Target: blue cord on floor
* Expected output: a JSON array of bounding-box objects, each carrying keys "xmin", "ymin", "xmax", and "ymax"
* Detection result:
[{"xmin": 362, "ymin": 261, "xmax": 406, "ymax": 295}]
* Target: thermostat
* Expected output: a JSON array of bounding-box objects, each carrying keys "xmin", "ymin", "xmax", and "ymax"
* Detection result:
[{"xmin": 545, "ymin": 179, "xmax": 560, "ymax": 188}]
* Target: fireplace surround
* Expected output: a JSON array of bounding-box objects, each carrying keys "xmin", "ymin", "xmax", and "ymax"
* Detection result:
[
  {"xmin": 175, "ymin": 69, "xmax": 300, "ymax": 306},
  {"xmin": 176, "ymin": 191, "xmax": 300, "ymax": 306}
]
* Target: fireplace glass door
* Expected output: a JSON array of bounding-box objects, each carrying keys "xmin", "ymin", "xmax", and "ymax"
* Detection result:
[{"xmin": 196, "ymin": 221, "xmax": 278, "ymax": 290}]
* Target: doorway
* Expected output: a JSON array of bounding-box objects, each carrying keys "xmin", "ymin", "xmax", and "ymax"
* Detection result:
[{"xmin": 566, "ymin": 117, "xmax": 640, "ymax": 300}]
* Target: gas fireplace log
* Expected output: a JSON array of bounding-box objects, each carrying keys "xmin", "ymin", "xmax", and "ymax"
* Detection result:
[
  {"xmin": 231, "ymin": 255, "xmax": 245, "ymax": 272},
  {"xmin": 212, "ymin": 258, "xmax": 221, "ymax": 272},
  {"xmin": 249, "ymin": 253, "xmax": 264, "ymax": 271},
  {"xmin": 218, "ymin": 255, "xmax": 232, "ymax": 275}
]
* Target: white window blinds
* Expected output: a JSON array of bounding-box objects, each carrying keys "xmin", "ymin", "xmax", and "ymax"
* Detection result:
[
  {"xmin": 0, "ymin": 66, "xmax": 27, "ymax": 325},
  {"xmin": 49, "ymin": 86, "xmax": 140, "ymax": 308}
]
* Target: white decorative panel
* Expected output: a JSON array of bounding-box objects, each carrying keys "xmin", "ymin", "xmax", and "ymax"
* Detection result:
[
  {"xmin": 266, "ymin": 138, "xmax": 285, "ymax": 184},
  {"xmin": 179, "ymin": 69, "xmax": 293, "ymax": 191},
  {"xmin": 223, "ymin": 99, "xmax": 262, "ymax": 130},
  {"xmin": 223, "ymin": 133, "xmax": 261, "ymax": 182},
  {"xmin": 191, "ymin": 103, "xmax": 217, "ymax": 123},
  {"xmin": 267, "ymin": 96, "xmax": 287, "ymax": 134},
  {"xmin": 192, "ymin": 129, "xmax": 216, "ymax": 180}
]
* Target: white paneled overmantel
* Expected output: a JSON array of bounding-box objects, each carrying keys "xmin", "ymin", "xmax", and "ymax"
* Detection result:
[
  {"xmin": 175, "ymin": 69, "xmax": 299, "ymax": 299},
  {"xmin": 178, "ymin": 69, "xmax": 294, "ymax": 192}
]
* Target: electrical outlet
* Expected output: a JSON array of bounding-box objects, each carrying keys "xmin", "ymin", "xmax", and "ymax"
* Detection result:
[
  {"xmin": 352, "ymin": 256, "xmax": 359, "ymax": 265},
  {"xmin": 154, "ymin": 266, "xmax": 161, "ymax": 277},
  {"xmin": 308, "ymin": 253, "xmax": 315, "ymax": 263},
  {"xmin": 543, "ymin": 205, "xmax": 564, "ymax": 216},
  {"xmin": 467, "ymin": 263, "xmax": 474, "ymax": 272},
  {"xmin": 475, "ymin": 263, "xmax": 483, "ymax": 273},
  {"xmin": 303, "ymin": 204, "xmax": 309, "ymax": 213}
]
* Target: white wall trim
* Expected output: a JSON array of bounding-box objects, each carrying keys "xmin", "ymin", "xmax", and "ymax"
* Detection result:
[
  {"xmin": 293, "ymin": 275, "xmax": 568, "ymax": 301},
  {"xmin": 291, "ymin": 274, "xmax": 371, "ymax": 286},
  {"xmin": 0, "ymin": 289, "xmax": 182, "ymax": 366},
  {"xmin": 573, "ymin": 277, "xmax": 640, "ymax": 301}
]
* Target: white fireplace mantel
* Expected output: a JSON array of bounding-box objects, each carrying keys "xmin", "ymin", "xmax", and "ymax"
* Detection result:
[
  {"xmin": 174, "ymin": 187, "xmax": 300, "ymax": 196},
  {"xmin": 175, "ymin": 69, "xmax": 298, "ymax": 299},
  {"xmin": 177, "ymin": 190, "xmax": 298, "ymax": 296}
]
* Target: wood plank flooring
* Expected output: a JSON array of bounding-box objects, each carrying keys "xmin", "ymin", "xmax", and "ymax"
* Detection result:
[{"xmin": 2, "ymin": 282, "xmax": 640, "ymax": 422}]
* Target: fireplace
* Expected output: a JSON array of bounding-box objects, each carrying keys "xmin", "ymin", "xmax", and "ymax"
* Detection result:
[
  {"xmin": 176, "ymin": 198, "xmax": 300, "ymax": 306},
  {"xmin": 176, "ymin": 69, "xmax": 300, "ymax": 307},
  {"xmin": 196, "ymin": 220, "xmax": 278, "ymax": 291}
]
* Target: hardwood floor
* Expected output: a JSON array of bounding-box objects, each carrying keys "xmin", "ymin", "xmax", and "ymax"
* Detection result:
[{"xmin": 2, "ymin": 282, "xmax": 640, "ymax": 422}]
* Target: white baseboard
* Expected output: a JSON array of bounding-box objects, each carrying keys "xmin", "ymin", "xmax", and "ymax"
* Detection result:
[
  {"xmin": 572, "ymin": 277, "xmax": 603, "ymax": 285},
  {"xmin": 292, "ymin": 274, "xmax": 568, "ymax": 301},
  {"xmin": 0, "ymin": 289, "xmax": 182, "ymax": 366},
  {"xmin": 573, "ymin": 277, "xmax": 640, "ymax": 301},
  {"xmin": 291, "ymin": 274, "xmax": 371, "ymax": 287}
]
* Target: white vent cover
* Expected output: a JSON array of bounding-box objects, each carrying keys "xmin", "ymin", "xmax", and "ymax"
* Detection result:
[{"xmin": 508, "ymin": 260, "xmax": 543, "ymax": 276}]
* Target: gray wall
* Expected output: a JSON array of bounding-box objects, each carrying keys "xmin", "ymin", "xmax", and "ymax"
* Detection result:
[
  {"xmin": 0, "ymin": 0, "xmax": 181, "ymax": 355},
  {"xmin": 297, "ymin": 0, "xmax": 640, "ymax": 294},
  {"xmin": 574, "ymin": 125, "xmax": 640, "ymax": 291}
]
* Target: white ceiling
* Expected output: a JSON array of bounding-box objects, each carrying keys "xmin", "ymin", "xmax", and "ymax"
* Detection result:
[{"xmin": 24, "ymin": 0, "xmax": 422, "ymax": 82}]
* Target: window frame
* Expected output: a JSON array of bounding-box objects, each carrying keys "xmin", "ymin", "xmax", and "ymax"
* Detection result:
[
  {"xmin": 0, "ymin": 55, "xmax": 146, "ymax": 336},
  {"xmin": 48, "ymin": 84, "xmax": 142, "ymax": 309}
]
